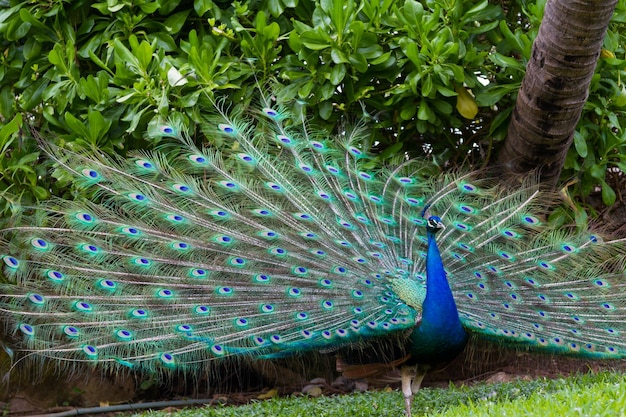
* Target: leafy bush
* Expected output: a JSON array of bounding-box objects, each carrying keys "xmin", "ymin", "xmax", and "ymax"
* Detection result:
[{"xmin": 0, "ymin": 0, "xmax": 624, "ymax": 214}]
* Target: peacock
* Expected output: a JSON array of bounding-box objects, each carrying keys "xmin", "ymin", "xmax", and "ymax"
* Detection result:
[{"xmin": 2, "ymin": 92, "xmax": 626, "ymax": 417}]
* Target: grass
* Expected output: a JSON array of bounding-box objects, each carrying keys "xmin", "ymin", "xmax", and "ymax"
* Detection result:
[{"xmin": 133, "ymin": 372, "xmax": 626, "ymax": 417}]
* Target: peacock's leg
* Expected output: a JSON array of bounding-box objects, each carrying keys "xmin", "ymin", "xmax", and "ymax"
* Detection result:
[
  {"xmin": 411, "ymin": 369, "xmax": 426, "ymax": 397},
  {"xmin": 401, "ymin": 365, "xmax": 415, "ymax": 417},
  {"xmin": 401, "ymin": 365, "xmax": 427, "ymax": 417}
]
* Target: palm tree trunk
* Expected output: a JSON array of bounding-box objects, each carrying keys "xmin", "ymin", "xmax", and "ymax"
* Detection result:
[{"xmin": 498, "ymin": 0, "xmax": 617, "ymax": 185}]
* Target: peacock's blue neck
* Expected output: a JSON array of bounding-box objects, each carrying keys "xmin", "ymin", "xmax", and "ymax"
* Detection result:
[{"xmin": 407, "ymin": 225, "xmax": 468, "ymax": 364}]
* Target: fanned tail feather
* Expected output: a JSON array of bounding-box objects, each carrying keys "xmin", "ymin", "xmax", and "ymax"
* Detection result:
[
  {"xmin": 2, "ymin": 91, "xmax": 626, "ymax": 379},
  {"xmin": 1, "ymin": 97, "xmax": 426, "ymax": 374}
]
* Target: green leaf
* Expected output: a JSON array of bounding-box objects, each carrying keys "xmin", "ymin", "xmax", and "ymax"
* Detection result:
[
  {"xmin": 417, "ymin": 100, "xmax": 435, "ymax": 121},
  {"xmin": 114, "ymin": 38, "xmax": 144, "ymax": 76},
  {"xmin": 167, "ymin": 66, "xmax": 188, "ymax": 87},
  {"xmin": 431, "ymin": 99, "xmax": 453, "ymax": 115},
  {"xmin": 78, "ymin": 73, "xmax": 110, "ymax": 103},
  {"xmin": 164, "ymin": 10, "xmax": 191, "ymax": 34},
  {"xmin": 400, "ymin": 0, "xmax": 424, "ymax": 28},
  {"xmin": 489, "ymin": 53, "xmax": 525, "ymax": 70},
  {"xmin": 574, "ymin": 208, "xmax": 588, "ymax": 228},
  {"xmin": 300, "ymin": 29, "xmax": 332, "ymax": 50},
  {"xmin": 330, "ymin": 64, "xmax": 346, "ymax": 85},
  {"xmin": 349, "ymin": 20, "xmax": 365, "ymax": 46},
  {"xmin": 475, "ymin": 84, "xmax": 519, "ymax": 106},
  {"xmin": 16, "ymin": 152, "xmax": 39, "ymax": 166},
  {"xmin": 262, "ymin": 22, "xmax": 280, "ymax": 41},
  {"xmin": 331, "ymin": 48, "xmax": 349, "ymax": 64},
  {"xmin": 573, "ymin": 131, "xmax": 588, "ymax": 158},
  {"xmin": 464, "ymin": 0, "xmax": 489, "ymax": 18},
  {"xmin": 600, "ymin": 180, "xmax": 616, "ymax": 206},
  {"xmin": 194, "ymin": 0, "xmax": 214, "ymax": 16},
  {"xmin": 4, "ymin": 16, "xmax": 30, "ymax": 41},
  {"xmin": 0, "ymin": 86, "xmax": 15, "ymax": 122},
  {"xmin": 400, "ymin": 104, "xmax": 416, "ymax": 120},
  {"xmin": 466, "ymin": 20, "xmax": 500, "ymax": 35},
  {"xmin": 31, "ymin": 185, "xmax": 49, "ymax": 200},
  {"xmin": 422, "ymin": 74, "xmax": 433, "ymax": 97},
  {"xmin": 498, "ymin": 20, "xmax": 528, "ymax": 56},
  {"xmin": 23, "ymin": 36, "xmax": 43, "ymax": 60},
  {"xmin": 138, "ymin": 3, "xmax": 158, "ymax": 13},
  {"xmin": 615, "ymin": 86, "xmax": 626, "ymax": 107},
  {"xmin": 65, "ymin": 112, "xmax": 90, "ymax": 139},
  {"xmin": 20, "ymin": 78, "xmax": 49, "ymax": 111},
  {"xmin": 48, "ymin": 44, "xmax": 68, "ymax": 74},
  {"xmin": 400, "ymin": 38, "xmax": 421, "ymax": 67},
  {"xmin": 318, "ymin": 100, "xmax": 333, "ymax": 120},
  {"xmin": 157, "ymin": 0, "xmax": 182, "ymax": 14},
  {"xmin": 87, "ymin": 109, "xmax": 110, "ymax": 142},
  {"xmin": 370, "ymin": 52, "xmax": 392, "ymax": 66},
  {"xmin": 131, "ymin": 38, "xmax": 154, "ymax": 72},
  {"xmin": 0, "ymin": 114, "xmax": 22, "ymax": 149},
  {"xmin": 267, "ymin": 0, "xmax": 285, "ymax": 17},
  {"xmin": 348, "ymin": 53, "xmax": 368, "ymax": 73},
  {"xmin": 19, "ymin": 8, "xmax": 57, "ymax": 42},
  {"xmin": 288, "ymin": 30, "xmax": 302, "ymax": 51},
  {"xmin": 589, "ymin": 163, "xmax": 606, "ymax": 179},
  {"xmin": 319, "ymin": 0, "xmax": 333, "ymax": 14},
  {"xmin": 0, "ymin": 3, "xmax": 21, "ymax": 24},
  {"xmin": 436, "ymin": 85, "xmax": 457, "ymax": 97},
  {"xmin": 488, "ymin": 107, "xmax": 513, "ymax": 137},
  {"xmin": 88, "ymin": 50, "xmax": 115, "ymax": 76},
  {"xmin": 298, "ymin": 82, "xmax": 314, "ymax": 99}
]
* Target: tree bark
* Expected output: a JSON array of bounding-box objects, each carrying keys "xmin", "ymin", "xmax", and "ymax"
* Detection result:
[{"xmin": 498, "ymin": 0, "xmax": 617, "ymax": 185}]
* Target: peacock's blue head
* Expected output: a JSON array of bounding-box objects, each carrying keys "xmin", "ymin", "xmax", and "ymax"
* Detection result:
[{"xmin": 426, "ymin": 216, "xmax": 445, "ymax": 233}]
